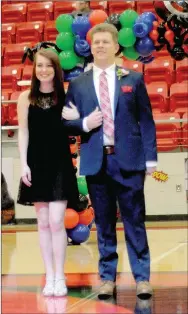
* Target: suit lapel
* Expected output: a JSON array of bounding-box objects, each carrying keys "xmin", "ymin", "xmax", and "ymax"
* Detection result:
[
  {"xmin": 85, "ymin": 69, "xmax": 99, "ymax": 110},
  {"xmin": 85, "ymin": 66, "xmax": 127, "ymax": 115},
  {"xmin": 114, "ymin": 66, "xmax": 121, "ymax": 116}
]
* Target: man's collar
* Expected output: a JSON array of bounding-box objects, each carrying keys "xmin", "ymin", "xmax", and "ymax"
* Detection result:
[{"xmin": 93, "ymin": 63, "xmax": 116, "ymax": 76}]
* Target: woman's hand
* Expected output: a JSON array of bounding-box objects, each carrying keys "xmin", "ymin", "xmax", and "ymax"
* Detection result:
[
  {"xmin": 21, "ymin": 164, "xmax": 32, "ymax": 187},
  {"xmin": 62, "ymin": 102, "xmax": 80, "ymax": 120}
]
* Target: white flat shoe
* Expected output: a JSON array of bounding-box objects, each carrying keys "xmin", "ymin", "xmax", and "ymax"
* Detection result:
[
  {"xmin": 54, "ymin": 278, "xmax": 67, "ymax": 297},
  {"xmin": 42, "ymin": 279, "xmax": 55, "ymax": 297}
]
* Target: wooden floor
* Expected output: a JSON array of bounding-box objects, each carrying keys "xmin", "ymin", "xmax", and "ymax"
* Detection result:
[{"xmin": 2, "ymin": 222, "xmax": 188, "ymax": 314}]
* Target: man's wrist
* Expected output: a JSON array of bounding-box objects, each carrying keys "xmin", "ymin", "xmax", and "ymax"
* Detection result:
[
  {"xmin": 146, "ymin": 161, "xmax": 157, "ymax": 168},
  {"xmin": 83, "ymin": 117, "xmax": 90, "ymax": 132}
]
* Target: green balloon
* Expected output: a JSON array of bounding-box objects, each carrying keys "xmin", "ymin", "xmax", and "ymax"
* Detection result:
[
  {"xmin": 55, "ymin": 14, "xmax": 73, "ymax": 33},
  {"xmin": 123, "ymin": 46, "xmax": 140, "ymax": 60},
  {"xmin": 56, "ymin": 32, "xmax": 75, "ymax": 51},
  {"xmin": 119, "ymin": 9, "xmax": 138, "ymax": 28},
  {"xmin": 77, "ymin": 176, "xmax": 88, "ymax": 195},
  {"xmin": 77, "ymin": 55, "xmax": 85, "ymax": 65},
  {"xmin": 59, "ymin": 51, "xmax": 79, "ymax": 70},
  {"xmin": 118, "ymin": 28, "xmax": 136, "ymax": 48}
]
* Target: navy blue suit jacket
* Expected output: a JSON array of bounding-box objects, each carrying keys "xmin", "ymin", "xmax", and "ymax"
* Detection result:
[{"xmin": 64, "ymin": 67, "xmax": 157, "ymax": 176}]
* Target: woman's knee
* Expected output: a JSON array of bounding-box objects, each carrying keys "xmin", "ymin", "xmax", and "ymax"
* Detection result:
[
  {"xmin": 49, "ymin": 217, "xmax": 64, "ymax": 232},
  {"xmin": 38, "ymin": 219, "xmax": 50, "ymax": 231},
  {"xmin": 35, "ymin": 203, "xmax": 50, "ymax": 231},
  {"xmin": 49, "ymin": 201, "xmax": 67, "ymax": 232}
]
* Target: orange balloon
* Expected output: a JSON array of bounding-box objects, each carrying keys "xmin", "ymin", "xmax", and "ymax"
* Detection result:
[
  {"xmin": 152, "ymin": 21, "xmax": 159, "ymax": 30},
  {"xmin": 86, "ymin": 28, "xmax": 92, "ymax": 45},
  {"xmin": 65, "ymin": 208, "xmax": 79, "ymax": 229},
  {"xmin": 89, "ymin": 206, "xmax": 95, "ymax": 216},
  {"xmin": 89, "ymin": 10, "xmax": 108, "ymax": 27},
  {"xmin": 79, "ymin": 207, "xmax": 94, "ymax": 225},
  {"xmin": 72, "ymin": 158, "xmax": 77, "ymax": 167},
  {"xmin": 70, "ymin": 144, "xmax": 77, "ymax": 154},
  {"xmin": 149, "ymin": 29, "xmax": 158, "ymax": 41}
]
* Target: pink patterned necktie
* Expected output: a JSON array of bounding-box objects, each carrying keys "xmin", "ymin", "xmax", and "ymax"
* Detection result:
[{"xmin": 99, "ymin": 71, "xmax": 114, "ymax": 138}]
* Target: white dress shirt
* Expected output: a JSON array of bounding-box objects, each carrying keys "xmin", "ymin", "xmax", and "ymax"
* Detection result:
[{"xmin": 83, "ymin": 63, "xmax": 157, "ymax": 168}]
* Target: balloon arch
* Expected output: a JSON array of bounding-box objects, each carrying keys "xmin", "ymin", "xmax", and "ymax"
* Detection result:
[{"xmin": 23, "ymin": 1, "xmax": 188, "ymax": 73}]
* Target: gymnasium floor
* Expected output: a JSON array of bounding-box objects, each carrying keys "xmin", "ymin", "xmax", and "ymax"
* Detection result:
[{"xmin": 2, "ymin": 221, "xmax": 188, "ymax": 314}]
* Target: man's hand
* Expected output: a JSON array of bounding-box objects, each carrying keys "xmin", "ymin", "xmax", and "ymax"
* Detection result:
[
  {"xmin": 146, "ymin": 167, "xmax": 156, "ymax": 176},
  {"xmin": 86, "ymin": 107, "xmax": 103, "ymax": 130},
  {"xmin": 62, "ymin": 102, "xmax": 80, "ymax": 120}
]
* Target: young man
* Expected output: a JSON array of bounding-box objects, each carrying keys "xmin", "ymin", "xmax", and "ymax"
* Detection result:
[
  {"xmin": 71, "ymin": 1, "xmax": 91, "ymax": 18},
  {"xmin": 63, "ymin": 23, "xmax": 157, "ymax": 299}
]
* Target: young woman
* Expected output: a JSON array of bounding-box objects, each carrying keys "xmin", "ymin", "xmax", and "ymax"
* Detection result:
[{"xmin": 17, "ymin": 49, "xmax": 79, "ymax": 297}]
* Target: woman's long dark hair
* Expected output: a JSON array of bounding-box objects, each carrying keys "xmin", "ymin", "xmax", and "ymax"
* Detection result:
[{"xmin": 29, "ymin": 49, "xmax": 65, "ymax": 105}]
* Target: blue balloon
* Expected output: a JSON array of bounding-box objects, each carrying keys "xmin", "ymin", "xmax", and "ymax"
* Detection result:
[
  {"xmin": 88, "ymin": 223, "xmax": 92, "ymax": 230},
  {"xmin": 74, "ymin": 37, "xmax": 91, "ymax": 57},
  {"xmin": 72, "ymin": 16, "xmax": 91, "ymax": 39},
  {"xmin": 135, "ymin": 36, "xmax": 155, "ymax": 57},
  {"xmin": 64, "ymin": 67, "xmax": 84, "ymax": 82},
  {"xmin": 137, "ymin": 55, "xmax": 155, "ymax": 64},
  {"xmin": 135, "ymin": 16, "xmax": 153, "ymax": 33},
  {"xmin": 133, "ymin": 22, "xmax": 149, "ymax": 38},
  {"xmin": 140, "ymin": 12, "xmax": 157, "ymax": 22},
  {"xmin": 67, "ymin": 224, "xmax": 90, "ymax": 243}
]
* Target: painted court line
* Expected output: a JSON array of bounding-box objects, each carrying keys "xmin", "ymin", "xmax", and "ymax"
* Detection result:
[
  {"xmin": 66, "ymin": 290, "xmax": 100, "ymax": 312},
  {"xmin": 67, "ymin": 243, "xmax": 187, "ymax": 312},
  {"xmin": 151, "ymin": 243, "xmax": 186, "ymax": 265}
]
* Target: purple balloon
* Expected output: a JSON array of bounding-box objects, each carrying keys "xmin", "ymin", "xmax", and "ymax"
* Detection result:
[
  {"xmin": 67, "ymin": 224, "xmax": 90, "ymax": 243},
  {"xmin": 72, "ymin": 16, "xmax": 91, "ymax": 39},
  {"xmin": 140, "ymin": 12, "xmax": 157, "ymax": 22},
  {"xmin": 64, "ymin": 67, "xmax": 84, "ymax": 82},
  {"xmin": 135, "ymin": 16, "xmax": 153, "ymax": 33},
  {"xmin": 136, "ymin": 36, "xmax": 155, "ymax": 57},
  {"xmin": 133, "ymin": 22, "xmax": 150, "ymax": 38}
]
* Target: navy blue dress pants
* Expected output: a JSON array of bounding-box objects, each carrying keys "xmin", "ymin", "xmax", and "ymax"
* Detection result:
[{"xmin": 86, "ymin": 154, "xmax": 150, "ymax": 283}]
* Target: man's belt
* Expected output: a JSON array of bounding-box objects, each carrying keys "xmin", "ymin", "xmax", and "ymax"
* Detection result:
[{"xmin": 103, "ymin": 146, "xmax": 115, "ymax": 155}]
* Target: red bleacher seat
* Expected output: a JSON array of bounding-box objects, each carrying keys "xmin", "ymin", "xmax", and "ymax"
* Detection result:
[
  {"xmin": 27, "ymin": 2, "xmax": 53, "ymax": 22},
  {"xmin": 181, "ymin": 112, "xmax": 188, "ymax": 149},
  {"xmin": 136, "ymin": 1, "xmax": 156, "ymax": 14},
  {"xmin": 146, "ymin": 82, "xmax": 168, "ymax": 113},
  {"xmin": 1, "ymin": 93, "xmax": 10, "ymax": 126},
  {"xmin": 154, "ymin": 113, "xmax": 181, "ymax": 152},
  {"xmin": 170, "ymin": 82, "xmax": 188, "ymax": 117},
  {"xmin": 2, "ymin": 3, "xmax": 27, "ymax": 23},
  {"xmin": 21, "ymin": 65, "xmax": 33, "ymax": 90},
  {"xmin": 8, "ymin": 92, "xmax": 22, "ymax": 126},
  {"xmin": 153, "ymin": 46, "xmax": 169, "ymax": 58},
  {"xmin": 54, "ymin": 2, "xmax": 75, "ymax": 19},
  {"xmin": 2, "ymin": 23, "xmax": 16, "ymax": 44},
  {"xmin": 122, "ymin": 58, "xmax": 143, "ymax": 73},
  {"xmin": 144, "ymin": 57, "xmax": 174, "ymax": 87},
  {"xmin": 90, "ymin": 1, "xmax": 107, "ymax": 10},
  {"xmin": 2, "ymin": 45, "xmax": 5, "ymax": 66},
  {"xmin": 4, "ymin": 43, "xmax": 33, "ymax": 66},
  {"xmin": 108, "ymin": 1, "xmax": 135, "ymax": 14},
  {"xmin": 10, "ymin": 91, "xmax": 22, "ymax": 100},
  {"xmin": 22, "ymin": 65, "xmax": 33, "ymax": 81},
  {"xmin": 44, "ymin": 20, "xmax": 58, "ymax": 42},
  {"xmin": 10, "ymin": 1, "xmax": 29, "ymax": 3},
  {"xmin": 2, "ymin": 65, "xmax": 22, "ymax": 93},
  {"xmin": 16, "ymin": 21, "xmax": 44, "ymax": 43},
  {"xmin": 176, "ymin": 59, "xmax": 188, "ymax": 83}
]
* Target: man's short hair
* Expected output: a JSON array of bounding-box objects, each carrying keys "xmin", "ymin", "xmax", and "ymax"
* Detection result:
[
  {"xmin": 80, "ymin": 1, "xmax": 90, "ymax": 5},
  {"xmin": 90, "ymin": 23, "xmax": 119, "ymax": 43}
]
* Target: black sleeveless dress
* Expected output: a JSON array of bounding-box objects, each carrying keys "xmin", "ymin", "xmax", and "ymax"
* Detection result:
[{"xmin": 17, "ymin": 91, "xmax": 79, "ymax": 210}]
